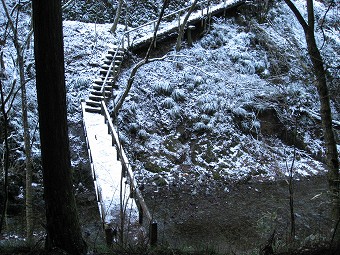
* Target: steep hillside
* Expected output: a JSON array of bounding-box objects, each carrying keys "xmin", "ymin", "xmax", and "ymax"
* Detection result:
[
  {"xmin": 0, "ymin": 0, "xmax": 339, "ymax": 252},
  {"xmin": 112, "ymin": 1, "xmax": 340, "ymax": 190}
]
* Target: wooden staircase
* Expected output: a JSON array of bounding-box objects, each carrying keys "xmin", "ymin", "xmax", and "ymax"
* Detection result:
[
  {"xmin": 81, "ymin": 0, "xmax": 248, "ymax": 245},
  {"xmin": 84, "ymin": 46, "xmax": 125, "ymax": 113}
]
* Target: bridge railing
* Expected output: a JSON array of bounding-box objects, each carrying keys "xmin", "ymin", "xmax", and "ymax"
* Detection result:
[
  {"xmin": 100, "ymin": 101, "xmax": 157, "ymax": 245},
  {"xmin": 122, "ymin": 0, "xmax": 246, "ymax": 49}
]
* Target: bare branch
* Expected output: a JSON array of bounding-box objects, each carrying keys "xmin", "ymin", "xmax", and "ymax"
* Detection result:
[
  {"xmin": 112, "ymin": 55, "xmax": 168, "ymax": 118},
  {"xmin": 145, "ymin": 0, "xmax": 169, "ymax": 61},
  {"xmin": 307, "ymin": 0, "xmax": 315, "ymax": 32},
  {"xmin": 0, "ymin": 79, "xmax": 10, "ymax": 234},
  {"xmin": 3, "ymin": 78, "xmax": 17, "ymax": 106},
  {"xmin": 319, "ymin": 1, "xmax": 335, "ymax": 50},
  {"xmin": 62, "ymin": 0, "xmax": 76, "ymax": 11},
  {"xmin": 283, "ymin": 0, "xmax": 309, "ymax": 33}
]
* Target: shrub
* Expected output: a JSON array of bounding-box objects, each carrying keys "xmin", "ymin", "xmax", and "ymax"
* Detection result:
[
  {"xmin": 169, "ymin": 106, "xmax": 182, "ymax": 119},
  {"xmin": 193, "ymin": 122, "xmax": 212, "ymax": 133},
  {"xmin": 71, "ymin": 77, "xmax": 90, "ymax": 91},
  {"xmin": 128, "ymin": 122, "xmax": 140, "ymax": 135},
  {"xmin": 171, "ymin": 89, "xmax": 186, "ymax": 102},
  {"xmin": 137, "ymin": 129, "xmax": 149, "ymax": 141},
  {"xmin": 198, "ymin": 94, "xmax": 219, "ymax": 116},
  {"xmin": 161, "ymin": 98, "xmax": 176, "ymax": 109},
  {"xmin": 153, "ymin": 81, "xmax": 174, "ymax": 96}
]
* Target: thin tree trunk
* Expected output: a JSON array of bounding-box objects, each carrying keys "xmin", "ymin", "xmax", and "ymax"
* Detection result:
[
  {"xmin": 32, "ymin": 1, "xmax": 87, "ymax": 254},
  {"xmin": 307, "ymin": 31, "xmax": 340, "ymax": 210},
  {"xmin": 110, "ymin": 0, "xmax": 123, "ymax": 33},
  {"xmin": 284, "ymin": 0, "xmax": 340, "ymax": 249},
  {"xmin": 18, "ymin": 52, "xmax": 34, "ymax": 245},
  {"xmin": 304, "ymin": 0, "xmax": 340, "ymax": 219},
  {"xmin": 0, "ymin": 80, "xmax": 10, "ymax": 234},
  {"xmin": 176, "ymin": 0, "xmax": 198, "ymax": 52},
  {"xmin": 0, "ymin": 0, "xmax": 34, "ymax": 243}
]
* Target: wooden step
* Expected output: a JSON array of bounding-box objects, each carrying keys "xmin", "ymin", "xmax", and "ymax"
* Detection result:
[
  {"xmin": 100, "ymin": 69, "xmax": 118, "ymax": 76},
  {"xmin": 85, "ymin": 106, "xmax": 101, "ymax": 114},
  {"xmin": 86, "ymin": 100, "xmax": 101, "ymax": 107},
  {"xmin": 103, "ymin": 59, "xmax": 122, "ymax": 66},
  {"xmin": 93, "ymin": 76, "xmax": 118, "ymax": 90},
  {"xmin": 108, "ymin": 49, "xmax": 125, "ymax": 55},
  {"xmin": 105, "ymin": 54, "xmax": 124, "ymax": 61},
  {"xmin": 94, "ymin": 79, "xmax": 112, "ymax": 85},
  {"xmin": 106, "ymin": 77, "xmax": 117, "ymax": 86},
  {"xmin": 104, "ymin": 59, "xmax": 122, "ymax": 65},
  {"xmin": 89, "ymin": 95, "xmax": 105, "ymax": 101},
  {"xmin": 93, "ymin": 82, "xmax": 118, "ymax": 90},
  {"xmin": 90, "ymin": 90, "xmax": 111, "ymax": 97},
  {"xmin": 92, "ymin": 84, "xmax": 112, "ymax": 91},
  {"xmin": 101, "ymin": 64, "xmax": 120, "ymax": 70}
]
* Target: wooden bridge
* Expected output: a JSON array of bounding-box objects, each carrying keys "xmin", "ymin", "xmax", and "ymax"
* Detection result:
[{"xmin": 81, "ymin": 0, "xmax": 247, "ymax": 246}]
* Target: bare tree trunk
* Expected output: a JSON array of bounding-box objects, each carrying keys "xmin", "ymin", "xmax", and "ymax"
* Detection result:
[
  {"xmin": 0, "ymin": 80, "xmax": 10, "ymax": 234},
  {"xmin": 0, "ymin": 0, "xmax": 34, "ymax": 244},
  {"xmin": 110, "ymin": 0, "xmax": 123, "ymax": 33},
  {"xmin": 176, "ymin": 0, "xmax": 198, "ymax": 52},
  {"xmin": 284, "ymin": 0, "xmax": 340, "ymax": 250},
  {"xmin": 18, "ymin": 52, "xmax": 34, "ymax": 245},
  {"xmin": 32, "ymin": 1, "xmax": 87, "ymax": 254}
]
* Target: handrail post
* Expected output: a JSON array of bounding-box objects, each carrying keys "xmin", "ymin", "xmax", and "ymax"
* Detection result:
[
  {"xmin": 150, "ymin": 221, "xmax": 158, "ymax": 246},
  {"xmin": 112, "ymin": 135, "xmax": 115, "ymax": 147},
  {"xmin": 138, "ymin": 205, "xmax": 143, "ymax": 224},
  {"xmin": 121, "ymin": 162, "xmax": 126, "ymax": 178},
  {"xmin": 224, "ymin": 0, "xmax": 227, "ymax": 16},
  {"xmin": 100, "ymin": 101, "xmax": 104, "ymax": 115},
  {"xmin": 177, "ymin": 12, "xmax": 181, "ymax": 31},
  {"xmin": 107, "ymin": 120, "xmax": 110, "ymax": 134},
  {"xmin": 153, "ymin": 21, "xmax": 157, "ymax": 48}
]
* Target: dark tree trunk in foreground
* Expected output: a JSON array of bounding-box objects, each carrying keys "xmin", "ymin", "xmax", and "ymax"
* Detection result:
[
  {"xmin": 284, "ymin": 0, "xmax": 340, "ymax": 250},
  {"xmin": 32, "ymin": 1, "xmax": 87, "ymax": 254}
]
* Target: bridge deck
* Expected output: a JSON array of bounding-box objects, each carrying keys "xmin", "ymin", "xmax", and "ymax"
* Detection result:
[
  {"xmin": 123, "ymin": 0, "xmax": 245, "ymax": 49},
  {"xmin": 82, "ymin": 102, "xmax": 138, "ymax": 228}
]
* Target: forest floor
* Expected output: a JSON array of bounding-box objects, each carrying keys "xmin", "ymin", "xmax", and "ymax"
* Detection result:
[
  {"xmin": 141, "ymin": 174, "xmax": 333, "ymax": 254},
  {"xmin": 0, "ymin": 175, "xmax": 334, "ymax": 255}
]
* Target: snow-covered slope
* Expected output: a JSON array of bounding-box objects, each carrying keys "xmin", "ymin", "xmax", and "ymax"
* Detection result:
[
  {"xmin": 0, "ymin": 0, "xmax": 339, "ymax": 195},
  {"xmin": 109, "ymin": 1, "xmax": 340, "ymax": 190}
]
